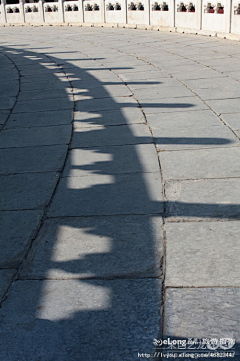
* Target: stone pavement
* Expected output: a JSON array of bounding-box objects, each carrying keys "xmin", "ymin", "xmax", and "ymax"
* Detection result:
[{"xmin": 0, "ymin": 26, "xmax": 239, "ymax": 361}]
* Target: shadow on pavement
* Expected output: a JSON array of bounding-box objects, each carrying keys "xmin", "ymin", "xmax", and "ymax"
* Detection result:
[{"xmin": 0, "ymin": 44, "xmax": 239, "ymax": 361}]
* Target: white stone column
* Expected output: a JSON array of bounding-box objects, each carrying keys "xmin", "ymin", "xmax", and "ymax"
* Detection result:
[
  {"xmin": 1, "ymin": 0, "xmax": 7, "ymax": 23},
  {"xmin": 78, "ymin": 0, "xmax": 83, "ymax": 22},
  {"xmin": 19, "ymin": 0, "xmax": 25, "ymax": 23},
  {"xmin": 38, "ymin": 0, "xmax": 45, "ymax": 24},
  {"xmin": 100, "ymin": 0, "xmax": 105, "ymax": 23},
  {"xmin": 58, "ymin": 0, "xmax": 64, "ymax": 23},
  {"xmin": 170, "ymin": 0, "xmax": 175, "ymax": 27},
  {"xmin": 225, "ymin": 0, "xmax": 231, "ymax": 33},
  {"xmin": 196, "ymin": 0, "xmax": 202, "ymax": 30}
]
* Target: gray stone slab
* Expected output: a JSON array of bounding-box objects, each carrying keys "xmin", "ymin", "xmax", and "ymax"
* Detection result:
[
  {"xmin": 20, "ymin": 67, "xmax": 62, "ymax": 77},
  {"xmin": 0, "ymin": 73, "xmax": 19, "ymax": 82},
  {"xmin": 221, "ymin": 113, "xmax": 240, "ymax": 130},
  {"xmin": 0, "ymin": 210, "xmax": 42, "ymax": 268},
  {"xmin": 167, "ymin": 67, "xmax": 226, "ymax": 81},
  {"xmin": 227, "ymin": 71, "xmax": 240, "ymax": 81},
  {"xmin": 195, "ymin": 85, "xmax": 240, "ymax": 101},
  {"xmin": 129, "ymin": 79, "xmax": 183, "ymax": 91},
  {"xmin": 75, "ymin": 96, "xmax": 137, "ymax": 113},
  {"xmin": 165, "ymin": 221, "xmax": 240, "ymax": 287},
  {"xmin": 73, "ymin": 84, "xmax": 132, "ymax": 101},
  {"xmin": 71, "ymin": 124, "xmax": 152, "ymax": 148},
  {"xmin": 48, "ymin": 172, "xmax": 163, "ymax": 217},
  {"xmin": 0, "ymin": 96, "xmax": 16, "ymax": 111},
  {"xmin": 153, "ymin": 125, "xmax": 237, "ymax": 150},
  {"xmin": 19, "ymin": 72, "xmax": 67, "ymax": 85},
  {"xmin": 0, "ymin": 279, "xmax": 161, "ymax": 361},
  {"xmin": 74, "ymin": 107, "xmax": 145, "ymax": 127},
  {"xmin": 0, "ymin": 80, "xmax": 19, "ymax": 99},
  {"xmin": 13, "ymin": 98, "xmax": 72, "ymax": 114},
  {"xmin": 147, "ymin": 109, "xmax": 222, "ymax": 129},
  {"xmin": 0, "ymin": 173, "xmax": 59, "ymax": 211},
  {"xmin": 0, "ymin": 111, "xmax": 9, "ymax": 127},
  {"xmin": 120, "ymin": 71, "xmax": 170, "ymax": 82},
  {"xmin": 206, "ymin": 98, "xmax": 240, "ymax": 114},
  {"xmin": 161, "ymin": 147, "xmax": 240, "ymax": 180},
  {"xmin": 18, "ymin": 89, "xmax": 70, "ymax": 102},
  {"xmin": 5, "ymin": 109, "xmax": 73, "ymax": 129},
  {"xmin": 165, "ymin": 178, "xmax": 240, "ymax": 220},
  {"xmin": 20, "ymin": 215, "xmax": 163, "ymax": 279},
  {"xmin": 183, "ymin": 76, "xmax": 239, "ymax": 90},
  {"xmin": 0, "ymin": 125, "xmax": 72, "ymax": 148},
  {"xmin": 20, "ymin": 78, "xmax": 69, "ymax": 92},
  {"xmin": 143, "ymin": 96, "xmax": 208, "ymax": 115},
  {"xmin": 164, "ymin": 288, "xmax": 240, "ymax": 357},
  {"xmin": 134, "ymin": 86, "xmax": 194, "ymax": 100},
  {"xmin": 0, "ymin": 145, "xmax": 68, "ymax": 175},
  {"xmin": 0, "ymin": 269, "xmax": 17, "ymax": 302},
  {"xmin": 64, "ymin": 144, "xmax": 159, "ymax": 177}
]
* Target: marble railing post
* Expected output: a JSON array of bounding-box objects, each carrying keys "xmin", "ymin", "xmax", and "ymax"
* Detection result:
[
  {"xmin": 58, "ymin": 0, "xmax": 64, "ymax": 22},
  {"xmin": 170, "ymin": 0, "xmax": 175, "ymax": 27},
  {"xmin": 100, "ymin": 0, "xmax": 105, "ymax": 22},
  {"xmin": 196, "ymin": 0, "xmax": 202, "ymax": 30},
  {"xmin": 1, "ymin": 0, "xmax": 7, "ymax": 23},
  {"xmin": 19, "ymin": 0, "xmax": 25, "ymax": 23},
  {"xmin": 38, "ymin": 0, "xmax": 44, "ymax": 23},
  {"xmin": 225, "ymin": 0, "xmax": 231, "ymax": 33}
]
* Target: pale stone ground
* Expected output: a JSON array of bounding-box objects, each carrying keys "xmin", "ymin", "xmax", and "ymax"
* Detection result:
[{"xmin": 0, "ymin": 26, "xmax": 240, "ymax": 360}]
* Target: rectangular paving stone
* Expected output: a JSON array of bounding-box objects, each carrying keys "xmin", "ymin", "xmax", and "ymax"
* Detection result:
[
  {"xmin": 0, "ymin": 80, "xmax": 19, "ymax": 99},
  {"xmin": 161, "ymin": 147, "xmax": 240, "ymax": 180},
  {"xmin": 0, "ymin": 269, "xmax": 17, "ymax": 303},
  {"xmin": 0, "ymin": 97, "xmax": 16, "ymax": 111},
  {"xmin": 0, "ymin": 210, "xmax": 42, "ymax": 268},
  {"xmin": 183, "ymin": 76, "xmax": 239, "ymax": 90},
  {"xmin": 18, "ymin": 89, "xmax": 70, "ymax": 102},
  {"xmin": 206, "ymin": 98, "xmax": 240, "ymax": 114},
  {"xmin": 0, "ymin": 125, "xmax": 71, "ymax": 148},
  {"xmin": 167, "ymin": 67, "xmax": 226, "ymax": 81},
  {"xmin": 134, "ymin": 86, "xmax": 193, "ymax": 100},
  {"xmin": 20, "ymin": 78, "xmax": 69, "ymax": 92},
  {"xmin": 164, "ymin": 288, "xmax": 240, "ymax": 359},
  {"xmin": 20, "ymin": 215, "xmax": 163, "ymax": 279},
  {"xmin": 153, "ymin": 125, "xmax": 237, "ymax": 150},
  {"xmin": 129, "ymin": 79, "xmax": 183, "ymax": 91},
  {"xmin": 73, "ymin": 84, "xmax": 132, "ymax": 101},
  {"xmin": 165, "ymin": 221, "xmax": 240, "ymax": 287},
  {"xmin": 120, "ymin": 71, "xmax": 170, "ymax": 82},
  {"xmin": 0, "ymin": 173, "xmax": 59, "ymax": 211},
  {"xmin": 13, "ymin": 98, "xmax": 72, "ymax": 114},
  {"xmin": 165, "ymin": 178, "xmax": 240, "ymax": 220},
  {"xmin": 5, "ymin": 109, "xmax": 73, "ymax": 129},
  {"xmin": 20, "ymin": 67, "xmax": 62, "ymax": 77},
  {"xmin": 71, "ymin": 124, "xmax": 152, "ymax": 148},
  {"xmin": 74, "ymin": 107, "xmax": 145, "ymax": 128},
  {"xmin": 147, "ymin": 110, "xmax": 222, "ymax": 129},
  {"xmin": 194, "ymin": 85, "xmax": 240, "ymax": 101},
  {"xmin": 64, "ymin": 144, "xmax": 159, "ymax": 177},
  {"xmin": 0, "ymin": 279, "xmax": 161, "ymax": 361},
  {"xmin": 75, "ymin": 96, "xmax": 136, "ymax": 113},
  {"xmin": 48, "ymin": 172, "xmax": 163, "ymax": 217},
  {"xmin": 221, "ymin": 113, "xmax": 240, "ymax": 131},
  {"xmin": 0, "ymin": 111, "xmax": 8, "ymax": 128},
  {"xmin": 0, "ymin": 145, "xmax": 68, "ymax": 175},
  {"xmin": 143, "ymin": 96, "xmax": 208, "ymax": 115}
]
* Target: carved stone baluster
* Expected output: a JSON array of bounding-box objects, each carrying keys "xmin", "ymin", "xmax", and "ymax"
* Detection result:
[
  {"xmin": 1, "ymin": 0, "xmax": 7, "ymax": 23},
  {"xmin": 19, "ymin": 0, "xmax": 25, "ymax": 23}
]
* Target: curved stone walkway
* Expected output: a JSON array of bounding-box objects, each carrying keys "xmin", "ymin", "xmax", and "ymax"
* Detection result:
[{"xmin": 0, "ymin": 27, "xmax": 240, "ymax": 360}]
